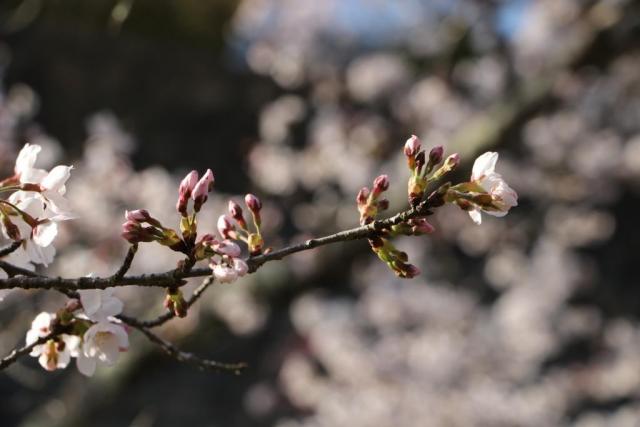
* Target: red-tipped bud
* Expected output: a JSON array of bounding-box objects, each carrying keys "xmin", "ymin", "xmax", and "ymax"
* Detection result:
[
  {"xmin": 428, "ymin": 146, "xmax": 444, "ymax": 166},
  {"xmin": 404, "ymin": 135, "xmax": 421, "ymax": 157},
  {"xmin": 228, "ymin": 200, "xmax": 247, "ymax": 229},
  {"xmin": 372, "ymin": 175, "xmax": 389, "ymax": 197},
  {"xmin": 415, "ymin": 151, "xmax": 426, "ymax": 172},
  {"xmin": 125, "ymin": 209, "xmax": 151, "ymax": 223},
  {"xmin": 214, "ymin": 240, "xmax": 242, "ymax": 258},
  {"xmin": 192, "ymin": 169, "xmax": 215, "ymax": 212},
  {"xmin": 409, "ymin": 218, "xmax": 435, "ymax": 235},
  {"xmin": 177, "ymin": 170, "xmax": 199, "ymax": 215},
  {"xmin": 244, "ymin": 194, "xmax": 262, "ymax": 213},
  {"xmin": 217, "ymin": 214, "xmax": 236, "ymax": 239},
  {"xmin": 356, "ymin": 187, "xmax": 370, "ymax": 206}
]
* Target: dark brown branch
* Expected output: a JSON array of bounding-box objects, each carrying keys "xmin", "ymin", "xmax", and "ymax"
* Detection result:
[
  {"xmin": 0, "ymin": 200, "xmax": 432, "ymax": 292},
  {"xmin": 0, "ymin": 240, "xmax": 22, "ymax": 257},
  {"xmin": 111, "ymin": 244, "xmax": 138, "ymax": 281},
  {"xmin": 131, "ymin": 323, "xmax": 247, "ymax": 373}
]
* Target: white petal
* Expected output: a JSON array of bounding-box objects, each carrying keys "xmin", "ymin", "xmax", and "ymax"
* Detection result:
[
  {"xmin": 41, "ymin": 166, "xmax": 72, "ymax": 192},
  {"xmin": 79, "ymin": 289, "xmax": 102, "ymax": 318},
  {"xmin": 33, "ymin": 222, "xmax": 58, "ymax": 247},
  {"xmin": 113, "ymin": 324, "xmax": 129, "ymax": 350},
  {"xmin": 15, "ymin": 144, "xmax": 41, "ymax": 175},
  {"xmin": 76, "ymin": 352, "xmax": 97, "ymax": 376},
  {"xmin": 100, "ymin": 297, "xmax": 124, "ymax": 318},
  {"xmin": 56, "ymin": 347, "xmax": 71, "ymax": 369},
  {"xmin": 98, "ymin": 335, "xmax": 120, "ymax": 364},
  {"xmin": 468, "ymin": 208, "xmax": 483, "ymax": 225},
  {"xmin": 43, "ymin": 191, "xmax": 75, "ymax": 219},
  {"xmin": 20, "ymin": 168, "xmax": 48, "ymax": 184},
  {"xmin": 471, "ymin": 152, "xmax": 498, "ymax": 182}
]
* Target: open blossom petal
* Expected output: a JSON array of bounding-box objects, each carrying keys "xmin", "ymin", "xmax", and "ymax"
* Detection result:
[
  {"xmin": 471, "ymin": 152, "xmax": 499, "ymax": 182},
  {"xmin": 79, "ymin": 288, "xmax": 124, "ymax": 322},
  {"xmin": 83, "ymin": 322, "xmax": 129, "ymax": 365},
  {"xmin": 15, "ymin": 144, "xmax": 41, "ymax": 176},
  {"xmin": 33, "ymin": 221, "xmax": 58, "ymax": 247},
  {"xmin": 212, "ymin": 264, "xmax": 238, "ymax": 283},
  {"xmin": 41, "ymin": 165, "xmax": 73, "ymax": 193}
]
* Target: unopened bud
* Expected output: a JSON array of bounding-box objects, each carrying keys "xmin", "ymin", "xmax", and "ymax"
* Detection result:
[
  {"xmin": 125, "ymin": 209, "xmax": 151, "ymax": 223},
  {"xmin": 244, "ymin": 193, "xmax": 262, "ymax": 227},
  {"xmin": 192, "ymin": 169, "xmax": 215, "ymax": 212},
  {"xmin": 444, "ymin": 153, "xmax": 460, "ymax": 170},
  {"xmin": 409, "ymin": 218, "xmax": 435, "ymax": 235},
  {"xmin": 404, "ymin": 135, "xmax": 421, "ymax": 157},
  {"xmin": 377, "ymin": 198, "xmax": 389, "ymax": 211},
  {"xmin": 428, "ymin": 146, "xmax": 444, "ymax": 166},
  {"xmin": 248, "ymin": 233, "xmax": 264, "ymax": 256},
  {"xmin": 372, "ymin": 175, "xmax": 389, "ymax": 196},
  {"xmin": 415, "ymin": 151, "xmax": 426, "ymax": 172},
  {"xmin": 214, "ymin": 240, "xmax": 242, "ymax": 258},
  {"xmin": 356, "ymin": 187, "xmax": 370, "ymax": 206},
  {"xmin": 228, "ymin": 200, "xmax": 247, "ymax": 229},
  {"xmin": 164, "ymin": 289, "xmax": 188, "ymax": 318},
  {"xmin": 244, "ymin": 194, "xmax": 262, "ymax": 213},
  {"xmin": 177, "ymin": 170, "xmax": 199, "ymax": 215},
  {"xmin": 217, "ymin": 214, "xmax": 236, "ymax": 239}
]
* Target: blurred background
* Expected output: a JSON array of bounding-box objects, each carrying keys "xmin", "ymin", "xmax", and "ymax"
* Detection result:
[{"xmin": 0, "ymin": 0, "xmax": 639, "ymax": 426}]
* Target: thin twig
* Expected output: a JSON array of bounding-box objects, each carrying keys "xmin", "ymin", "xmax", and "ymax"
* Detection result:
[
  {"xmin": 0, "ymin": 240, "xmax": 22, "ymax": 257},
  {"xmin": 118, "ymin": 276, "xmax": 214, "ymax": 328},
  {"xmin": 0, "ymin": 332, "xmax": 55, "ymax": 370},
  {"xmin": 131, "ymin": 324, "xmax": 247, "ymax": 373},
  {"xmin": 111, "ymin": 244, "xmax": 138, "ymax": 282}
]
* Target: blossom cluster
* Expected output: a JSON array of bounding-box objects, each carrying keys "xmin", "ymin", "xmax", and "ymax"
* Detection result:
[
  {"xmin": 26, "ymin": 288, "xmax": 128, "ymax": 376},
  {"xmin": 357, "ymin": 135, "xmax": 517, "ymax": 278},
  {"xmin": 0, "ymin": 144, "xmax": 74, "ymax": 300}
]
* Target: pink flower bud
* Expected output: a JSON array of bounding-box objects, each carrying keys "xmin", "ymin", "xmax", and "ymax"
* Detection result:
[
  {"xmin": 409, "ymin": 218, "xmax": 435, "ymax": 234},
  {"xmin": 228, "ymin": 200, "xmax": 243, "ymax": 220},
  {"xmin": 356, "ymin": 187, "xmax": 370, "ymax": 206},
  {"xmin": 214, "ymin": 240, "xmax": 242, "ymax": 258},
  {"xmin": 372, "ymin": 175, "xmax": 389, "ymax": 196},
  {"xmin": 125, "ymin": 209, "xmax": 151, "ymax": 223},
  {"xmin": 404, "ymin": 135, "xmax": 421, "ymax": 157},
  {"xmin": 177, "ymin": 170, "xmax": 199, "ymax": 215},
  {"xmin": 445, "ymin": 153, "xmax": 460, "ymax": 170},
  {"xmin": 179, "ymin": 170, "xmax": 199, "ymax": 196},
  {"xmin": 415, "ymin": 151, "xmax": 426, "ymax": 171},
  {"xmin": 192, "ymin": 169, "xmax": 215, "ymax": 212},
  {"xmin": 244, "ymin": 193, "xmax": 262, "ymax": 213},
  {"xmin": 428, "ymin": 146, "xmax": 444, "ymax": 165},
  {"xmin": 217, "ymin": 214, "xmax": 236, "ymax": 239}
]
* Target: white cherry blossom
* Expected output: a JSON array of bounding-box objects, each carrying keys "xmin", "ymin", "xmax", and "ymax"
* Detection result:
[
  {"xmin": 78, "ymin": 288, "xmax": 124, "ymax": 322},
  {"xmin": 77, "ymin": 321, "xmax": 129, "ymax": 377},
  {"xmin": 468, "ymin": 152, "xmax": 518, "ymax": 225}
]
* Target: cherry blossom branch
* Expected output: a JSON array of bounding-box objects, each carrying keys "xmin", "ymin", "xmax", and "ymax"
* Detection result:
[
  {"xmin": 0, "ymin": 240, "xmax": 21, "ymax": 258},
  {"xmin": 0, "ymin": 199, "xmax": 434, "ymax": 292}
]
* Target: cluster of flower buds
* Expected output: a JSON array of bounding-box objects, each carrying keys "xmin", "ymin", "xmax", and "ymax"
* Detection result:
[
  {"xmin": 176, "ymin": 169, "xmax": 215, "ymax": 216},
  {"xmin": 404, "ymin": 135, "xmax": 459, "ymax": 207},
  {"xmin": 122, "ymin": 209, "xmax": 184, "ymax": 251},
  {"xmin": 218, "ymin": 194, "xmax": 264, "ymax": 256},
  {"xmin": 25, "ymin": 288, "xmax": 129, "ymax": 376},
  {"xmin": 192, "ymin": 233, "xmax": 249, "ymax": 284},
  {"xmin": 368, "ymin": 236, "xmax": 421, "ymax": 278},
  {"xmin": 356, "ymin": 175, "xmax": 390, "ymax": 225}
]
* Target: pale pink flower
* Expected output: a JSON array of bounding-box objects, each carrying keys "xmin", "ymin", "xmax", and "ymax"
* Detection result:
[
  {"xmin": 468, "ymin": 152, "xmax": 518, "ymax": 225},
  {"xmin": 78, "ymin": 321, "xmax": 129, "ymax": 376},
  {"xmin": 212, "ymin": 264, "xmax": 238, "ymax": 284},
  {"xmin": 79, "ymin": 288, "xmax": 124, "ymax": 322}
]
